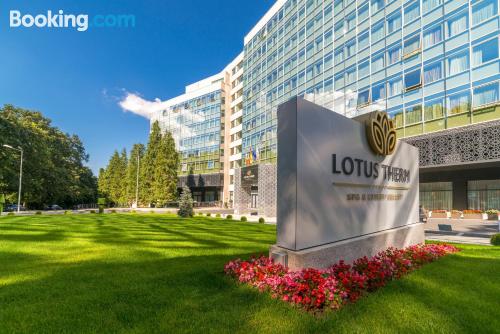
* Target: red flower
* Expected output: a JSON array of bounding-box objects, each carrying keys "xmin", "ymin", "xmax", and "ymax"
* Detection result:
[{"xmin": 224, "ymin": 244, "xmax": 459, "ymax": 312}]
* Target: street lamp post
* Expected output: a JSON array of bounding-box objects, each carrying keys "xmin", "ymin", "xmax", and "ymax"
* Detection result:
[{"xmin": 2, "ymin": 145, "xmax": 23, "ymax": 213}]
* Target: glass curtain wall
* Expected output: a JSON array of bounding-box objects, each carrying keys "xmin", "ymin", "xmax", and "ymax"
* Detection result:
[
  {"xmin": 420, "ymin": 182, "xmax": 453, "ymax": 210},
  {"xmin": 468, "ymin": 179, "xmax": 500, "ymax": 210}
]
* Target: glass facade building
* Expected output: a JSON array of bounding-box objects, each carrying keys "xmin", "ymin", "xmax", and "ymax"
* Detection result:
[
  {"xmin": 155, "ymin": 90, "xmax": 222, "ymax": 176},
  {"xmin": 242, "ymin": 0, "xmax": 500, "ymax": 166},
  {"xmin": 151, "ymin": 0, "xmax": 500, "ymax": 214}
]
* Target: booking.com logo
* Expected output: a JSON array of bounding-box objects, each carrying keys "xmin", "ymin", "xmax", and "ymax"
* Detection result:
[{"xmin": 9, "ymin": 10, "xmax": 136, "ymax": 32}]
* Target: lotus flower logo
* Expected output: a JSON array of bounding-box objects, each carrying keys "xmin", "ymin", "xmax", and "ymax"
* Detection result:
[{"xmin": 366, "ymin": 111, "xmax": 397, "ymax": 156}]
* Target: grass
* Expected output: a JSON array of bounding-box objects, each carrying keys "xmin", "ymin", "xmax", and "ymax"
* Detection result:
[{"xmin": 0, "ymin": 214, "xmax": 498, "ymax": 334}]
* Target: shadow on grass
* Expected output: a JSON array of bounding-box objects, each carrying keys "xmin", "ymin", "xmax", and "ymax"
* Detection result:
[{"xmin": 1, "ymin": 215, "xmax": 499, "ymax": 333}]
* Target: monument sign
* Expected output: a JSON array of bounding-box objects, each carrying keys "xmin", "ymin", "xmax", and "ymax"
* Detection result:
[{"xmin": 271, "ymin": 97, "xmax": 424, "ymax": 269}]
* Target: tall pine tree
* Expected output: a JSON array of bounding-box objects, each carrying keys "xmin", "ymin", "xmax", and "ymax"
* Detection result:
[
  {"xmin": 125, "ymin": 143, "xmax": 145, "ymax": 206},
  {"xmin": 141, "ymin": 122, "xmax": 162, "ymax": 206},
  {"xmin": 153, "ymin": 131, "xmax": 179, "ymax": 206},
  {"xmin": 165, "ymin": 131, "xmax": 179, "ymax": 202}
]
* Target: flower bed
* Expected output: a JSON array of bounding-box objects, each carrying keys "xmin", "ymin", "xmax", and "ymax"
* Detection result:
[
  {"xmin": 224, "ymin": 244, "xmax": 459, "ymax": 312},
  {"xmin": 430, "ymin": 210, "xmax": 448, "ymax": 218},
  {"xmin": 462, "ymin": 210, "xmax": 484, "ymax": 219}
]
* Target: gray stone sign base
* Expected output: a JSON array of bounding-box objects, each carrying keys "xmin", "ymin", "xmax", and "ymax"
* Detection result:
[{"xmin": 270, "ymin": 223, "xmax": 425, "ymax": 270}]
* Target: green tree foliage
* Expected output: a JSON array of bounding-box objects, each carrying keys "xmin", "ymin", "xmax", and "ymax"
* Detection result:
[
  {"xmin": 0, "ymin": 104, "xmax": 97, "ymax": 208},
  {"xmin": 98, "ymin": 149, "xmax": 128, "ymax": 206},
  {"xmin": 98, "ymin": 121, "xmax": 179, "ymax": 208},
  {"xmin": 178, "ymin": 186, "xmax": 194, "ymax": 218},
  {"xmin": 140, "ymin": 122, "xmax": 162, "ymax": 205},
  {"xmin": 125, "ymin": 143, "xmax": 145, "ymax": 205},
  {"xmin": 154, "ymin": 131, "xmax": 179, "ymax": 206}
]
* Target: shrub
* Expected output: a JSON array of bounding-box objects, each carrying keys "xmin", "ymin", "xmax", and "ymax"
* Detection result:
[
  {"xmin": 111, "ymin": 209, "xmax": 117, "ymax": 214},
  {"xmin": 258, "ymin": 217, "xmax": 265, "ymax": 224},
  {"xmin": 199, "ymin": 212, "xmax": 204, "ymax": 216},
  {"xmin": 90, "ymin": 210, "xmax": 96, "ymax": 214},
  {"xmin": 35, "ymin": 211, "xmax": 42, "ymax": 215},
  {"xmin": 7, "ymin": 212, "xmax": 14, "ymax": 216},
  {"xmin": 216, "ymin": 213, "xmax": 221, "ymax": 218},
  {"xmin": 130, "ymin": 210, "xmax": 136, "ymax": 214},
  {"xmin": 150, "ymin": 210, "xmax": 155, "ymax": 214},
  {"xmin": 240, "ymin": 216, "xmax": 247, "ymax": 222},
  {"xmin": 64, "ymin": 210, "xmax": 71, "ymax": 215},
  {"xmin": 491, "ymin": 233, "xmax": 500, "ymax": 246},
  {"xmin": 178, "ymin": 185, "xmax": 194, "ymax": 218},
  {"xmin": 226, "ymin": 214, "xmax": 233, "ymax": 220},
  {"xmin": 206, "ymin": 213, "xmax": 211, "ymax": 217},
  {"xmin": 486, "ymin": 209, "xmax": 499, "ymax": 215}
]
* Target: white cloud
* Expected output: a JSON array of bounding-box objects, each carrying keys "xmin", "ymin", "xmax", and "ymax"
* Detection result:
[{"xmin": 118, "ymin": 92, "xmax": 168, "ymax": 119}]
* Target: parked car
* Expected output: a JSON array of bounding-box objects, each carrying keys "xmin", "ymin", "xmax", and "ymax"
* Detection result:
[
  {"xmin": 5, "ymin": 204, "xmax": 27, "ymax": 212},
  {"xmin": 45, "ymin": 204, "xmax": 63, "ymax": 211}
]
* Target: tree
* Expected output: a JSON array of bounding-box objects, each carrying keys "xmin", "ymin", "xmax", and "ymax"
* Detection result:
[
  {"xmin": 164, "ymin": 131, "xmax": 179, "ymax": 202},
  {"xmin": 140, "ymin": 122, "xmax": 162, "ymax": 206},
  {"xmin": 0, "ymin": 104, "xmax": 97, "ymax": 208},
  {"xmin": 153, "ymin": 131, "xmax": 179, "ymax": 206},
  {"xmin": 125, "ymin": 143, "xmax": 145, "ymax": 206},
  {"xmin": 102, "ymin": 149, "xmax": 128, "ymax": 206},
  {"xmin": 178, "ymin": 186, "xmax": 194, "ymax": 218}
]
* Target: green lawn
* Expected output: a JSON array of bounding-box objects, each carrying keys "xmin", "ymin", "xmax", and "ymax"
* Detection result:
[{"xmin": 0, "ymin": 214, "xmax": 499, "ymax": 334}]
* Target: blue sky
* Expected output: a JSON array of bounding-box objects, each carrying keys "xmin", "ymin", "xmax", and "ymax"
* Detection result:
[{"xmin": 0, "ymin": 0, "xmax": 274, "ymax": 173}]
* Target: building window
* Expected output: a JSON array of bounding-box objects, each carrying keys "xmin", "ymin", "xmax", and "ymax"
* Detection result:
[
  {"xmin": 372, "ymin": 0, "xmax": 384, "ymax": 13},
  {"xmin": 422, "ymin": 0, "xmax": 442, "ymax": 13},
  {"xmin": 387, "ymin": 45, "xmax": 401, "ymax": 65},
  {"xmin": 325, "ymin": 53, "xmax": 333, "ymax": 69},
  {"xmin": 347, "ymin": 13, "xmax": 356, "ymax": 31},
  {"xmin": 404, "ymin": 69, "xmax": 422, "ymax": 90},
  {"xmin": 424, "ymin": 99, "xmax": 445, "ymax": 120},
  {"xmin": 447, "ymin": 91, "xmax": 470, "ymax": 115},
  {"xmin": 334, "ymin": 0, "xmax": 344, "ymax": 14},
  {"xmin": 472, "ymin": 0, "xmax": 498, "ymax": 26},
  {"xmin": 403, "ymin": 35, "xmax": 421, "ymax": 58},
  {"xmin": 346, "ymin": 40, "xmax": 356, "ymax": 58},
  {"xmin": 389, "ymin": 109, "xmax": 404, "ymax": 128},
  {"xmin": 387, "ymin": 12, "xmax": 402, "ymax": 33},
  {"xmin": 388, "ymin": 77, "xmax": 403, "ymax": 96},
  {"xmin": 420, "ymin": 182, "xmax": 452, "ymax": 211},
  {"xmin": 404, "ymin": 1, "xmax": 420, "ymax": 24},
  {"xmin": 357, "ymin": 89, "xmax": 370, "ymax": 106},
  {"xmin": 372, "ymin": 53, "xmax": 385, "ymax": 72},
  {"xmin": 372, "ymin": 82, "xmax": 386, "ymax": 101},
  {"xmin": 335, "ymin": 73, "xmax": 344, "ymax": 88},
  {"xmin": 423, "ymin": 24, "xmax": 442, "ymax": 48},
  {"xmin": 472, "ymin": 38, "xmax": 499, "ymax": 67},
  {"xmin": 358, "ymin": 31, "xmax": 369, "ymax": 50},
  {"xmin": 334, "ymin": 20, "xmax": 344, "ymax": 39},
  {"xmin": 325, "ymin": 29, "xmax": 333, "ymax": 45},
  {"xmin": 468, "ymin": 180, "xmax": 500, "ymax": 211},
  {"xmin": 358, "ymin": 60, "xmax": 370, "ymax": 78},
  {"xmin": 405, "ymin": 104, "xmax": 422, "ymax": 124},
  {"xmin": 371, "ymin": 22, "xmax": 384, "ymax": 43},
  {"xmin": 424, "ymin": 61, "xmax": 443, "ymax": 84},
  {"xmin": 473, "ymin": 82, "xmax": 499, "ymax": 107},
  {"xmin": 346, "ymin": 67, "xmax": 357, "ymax": 84},
  {"xmin": 334, "ymin": 47, "xmax": 344, "ymax": 65},
  {"xmin": 358, "ymin": 4, "xmax": 369, "ymax": 22},
  {"xmin": 447, "ymin": 12, "xmax": 468, "ymax": 38},
  {"xmin": 447, "ymin": 50, "xmax": 469, "ymax": 76}
]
